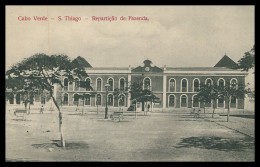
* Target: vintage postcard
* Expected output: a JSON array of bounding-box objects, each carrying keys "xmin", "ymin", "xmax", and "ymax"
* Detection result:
[{"xmin": 5, "ymin": 5, "xmax": 255, "ymax": 162}]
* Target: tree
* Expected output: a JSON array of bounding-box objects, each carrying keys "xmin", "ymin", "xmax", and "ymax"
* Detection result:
[
  {"xmin": 113, "ymin": 88, "xmax": 128, "ymax": 112},
  {"xmin": 129, "ymin": 80, "xmax": 159, "ymax": 115},
  {"xmin": 5, "ymin": 53, "xmax": 88, "ymax": 147},
  {"xmin": 237, "ymin": 45, "xmax": 255, "ymax": 72},
  {"xmin": 219, "ymin": 83, "xmax": 248, "ymax": 122},
  {"xmin": 197, "ymin": 84, "xmax": 211, "ymax": 114}
]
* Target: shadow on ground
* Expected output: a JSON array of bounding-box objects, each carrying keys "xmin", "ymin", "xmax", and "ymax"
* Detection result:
[
  {"xmin": 174, "ymin": 136, "xmax": 254, "ymax": 152},
  {"xmin": 32, "ymin": 140, "xmax": 89, "ymax": 150}
]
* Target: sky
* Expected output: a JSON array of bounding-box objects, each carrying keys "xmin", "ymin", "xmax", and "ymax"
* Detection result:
[{"xmin": 6, "ymin": 6, "xmax": 254, "ymax": 70}]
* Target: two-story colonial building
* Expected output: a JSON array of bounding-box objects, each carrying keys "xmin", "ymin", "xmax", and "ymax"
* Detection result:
[{"xmin": 6, "ymin": 55, "xmax": 248, "ymax": 111}]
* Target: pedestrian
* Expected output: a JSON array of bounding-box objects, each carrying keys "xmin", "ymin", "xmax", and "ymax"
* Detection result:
[
  {"xmin": 40, "ymin": 105, "xmax": 44, "ymax": 114},
  {"xmin": 147, "ymin": 104, "xmax": 150, "ymax": 112}
]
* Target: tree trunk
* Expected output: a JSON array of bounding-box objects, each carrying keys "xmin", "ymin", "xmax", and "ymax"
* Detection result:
[
  {"xmin": 82, "ymin": 98, "xmax": 85, "ymax": 115},
  {"xmin": 212, "ymin": 99, "xmax": 216, "ymax": 118},
  {"xmin": 212, "ymin": 107, "xmax": 215, "ymax": 118},
  {"xmin": 28, "ymin": 102, "xmax": 31, "ymax": 114},
  {"xmin": 203, "ymin": 102, "xmax": 206, "ymax": 113},
  {"xmin": 51, "ymin": 96, "xmax": 65, "ymax": 147},
  {"xmin": 227, "ymin": 97, "xmax": 231, "ymax": 122}
]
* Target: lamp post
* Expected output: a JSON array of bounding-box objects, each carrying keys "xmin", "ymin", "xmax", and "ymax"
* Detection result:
[{"xmin": 104, "ymin": 83, "xmax": 110, "ymax": 119}]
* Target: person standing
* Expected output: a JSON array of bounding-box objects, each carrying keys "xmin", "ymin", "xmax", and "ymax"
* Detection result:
[{"xmin": 40, "ymin": 105, "xmax": 44, "ymax": 114}]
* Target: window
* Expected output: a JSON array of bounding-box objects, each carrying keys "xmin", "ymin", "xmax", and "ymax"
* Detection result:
[
  {"xmin": 41, "ymin": 94, "xmax": 45, "ymax": 104},
  {"xmin": 169, "ymin": 79, "xmax": 175, "ymax": 92},
  {"xmin": 9, "ymin": 93, "xmax": 14, "ymax": 104},
  {"xmin": 144, "ymin": 78, "xmax": 151, "ymax": 90},
  {"xmin": 118, "ymin": 94, "xmax": 125, "ymax": 106},
  {"xmin": 230, "ymin": 79, "xmax": 237, "ymax": 89},
  {"xmin": 193, "ymin": 95, "xmax": 199, "ymax": 107},
  {"xmin": 97, "ymin": 78, "xmax": 102, "ymax": 92},
  {"xmin": 231, "ymin": 96, "xmax": 236, "ymax": 108},
  {"xmin": 86, "ymin": 78, "xmax": 91, "ymax": 91},
  {"xmin": 108, "ymin": 94, "xmax": 113, "ymax": 106},
  {"xmin": 218, "ymin": 95, "xmax": 224, "ymax": 108},
  {"xmin": 181, "ymin": 79, "xmax": 188, "ymax": 92},
  {"xmin": 206, "ymin": 78, "xmax": 213, "ymax": 87},
  {"xmin": 218, "ymin": 79, "xmax": 225, "ymax": 88},
  {"xmin": 96, "ymin": 94, "xmax": 101, "ymax": 106},
  {"xmin": 74, "ymin": 94, "xmax": 79, "ymax": 105},
  {"xmin": 120, "ymin": 78, "xmax": 125, "ymax": 91},
  {"xmin": 193, "ymin": 79, "xmax": 200, "ymax": 92},
  {"xmin": 64, "ymin": 78, "xmax": 68, "ymax": 91},
  {"xmin": 16, "ymin": 93, "xmax": 21, "ymax": 104},
  {"xmin": 169, "ymin": 95, "xmax": 175, "ymax": 107},
  {"xmin": 30, "ymin": 94, "xmax": 34, "ymax": 104},
  {"xmin": 108, "ymin": 78, "xmax": 113, "ymax": 91},
  {"xmin": 181, "ymin": 95, "xmax": 187, "ymax": 107},
  {"xmin": 85, "ymin": 94, "xmax": 90, "ymax": 105},
  {"xmin": 63, "ymin": 93, "xmax": 68, "ymax": 105},
  {"xmin": 74, "ymin": 78, "xmax": 79, "ymax": 91}
]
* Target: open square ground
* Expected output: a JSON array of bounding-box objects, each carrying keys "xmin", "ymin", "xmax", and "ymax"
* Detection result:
[{"xmin": 6, "ymin": 108, "xmax": 255, "ymax": 162}]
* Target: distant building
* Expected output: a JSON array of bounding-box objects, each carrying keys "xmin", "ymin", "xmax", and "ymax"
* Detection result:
[{"xmin": 6, "ymin": 55, "xmax": 248, "ymax": 111}]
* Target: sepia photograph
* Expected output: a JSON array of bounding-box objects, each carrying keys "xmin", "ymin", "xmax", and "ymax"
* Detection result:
[{"xmin": 5, "ymin": 5, "xmax": 255, "ymax": 162}]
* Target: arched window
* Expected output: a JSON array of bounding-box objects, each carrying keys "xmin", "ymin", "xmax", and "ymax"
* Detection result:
[
  {"xmin": 193, "ymin": 95, "xmax": 199, "ymax": 107},
  {"xmin": 181, "ymin": 79, "xmax": 188, "ymax": 92},
  {"xmin": 169, "ymin": 79, "xmax": 175, "ymax": 92},
  {"xmin": 74, "ymin": 78, "xmax": 79, "ymax": 91},
  {"xmin": 169, "ymin": 95, "xmax": 175, "ymax": 107},
  {"xmin": 64, "ymin": 78, "xmax": 68, "ymax": 91},
  {"xmin": 97, "ymin": 78, "xmax": 102, "ymax": 92},
  {"xmin": 118, "ymin": 94, "xmax": 125, "ymax": 106},
  {"xmin": 41, "ymin": 94, "xmax": 45, "ymax": 104},
  {"xmin": 96, "ymin": 94, "xmax": 101, "ymax": 106},
  {"xmin": 9, "ymin": 93, "xmax": 14, "ymax": 104},
  {"xmin": 63, "ymin": 93, "xmax": 68, "ymax": 105},
  {"xmin": 144, "ymin": 77, "xmax": 151, "ymax": 90},
  {"xmin": 218, "ymin": 78, "xmax": 225, "ymax": 88},
  {"xmin": 230, "ymin": 78, "xmax": 238, "ymax": 89},
  {"xmin": 108, "ymin": 94, "xmax": 114, "ymax": 106},
  {"xmin": 205, "ymin": 78, "xmax": 213, "ymax": 87},
  {"xmin": 181, "ymin": 95, "xmax": 188, "ymax": 107},
  {"xmin": 74, "ymin": 94, "xmax": 79, "ymax": 105},
  {"xmin": 86, "ymin": 78, "xmax": 91, "ymax": 91},
  {"xmin": 108, "ymin": 78, "xmax": 113, "ymax": 91},
  {"xmin": 85, "ymin": 94, "xmax": 90, "ymax": 106},
  {"xmin": 16, "ymin": 93, "xmax": 21, "ymax": 104},
  {"xmin": 119, "ymin": 78, "xmax": 125, "ymax": 91},
  {"xmin": 193, "ymin": 79, "xmax": 200, "ymax": 92},
  {"xmin": 218, "ymin": 95, "xmax": 224, "ymax": 108},
  {"xmin": 231, "ymin": 96, "xmax": 236, "ymax": 108}
]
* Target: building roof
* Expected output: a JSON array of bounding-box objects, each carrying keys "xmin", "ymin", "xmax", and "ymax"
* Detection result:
[
  {"xmin": 86, "ymin": 67, "xmax": 129, "ymax": 70},
  {"xmin": 214, "ymin": 55, "xmax": 238, "ymax": 69},
  {"xmin": 72, "ymin": 56, "xmax": 92, "ymax": 68},
  {"xmin": 165, "ymin": 67, "xmax": 240, "ymax": 71}
]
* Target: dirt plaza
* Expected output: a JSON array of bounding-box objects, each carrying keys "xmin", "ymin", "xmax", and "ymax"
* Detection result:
[{"xmin": 6, "ymin": 107, "xmax": 255, "ymax": 162}]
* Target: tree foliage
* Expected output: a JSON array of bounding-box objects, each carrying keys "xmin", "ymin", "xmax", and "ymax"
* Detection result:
[
  {"xmin": 237, "ymin": 45, "xmax": 255, "ymax": 72},
  {"xmin": 5, "ymin": 53, "xmax": 89, "ymax": 147}
]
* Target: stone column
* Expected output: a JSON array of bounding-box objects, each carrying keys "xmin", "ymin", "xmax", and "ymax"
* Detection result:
[
  {"xmin": 163, "ymin": 66, "xmax": 167, "ymax": 109},
  {"xmin": 127, "ymin": 65, "xmax": 131, "ymax": 107},
  {"xmin": 14, "ymin": 94, "xmax": 16, "ymax": 105}
]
